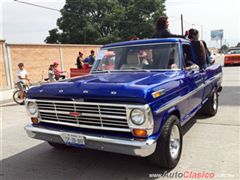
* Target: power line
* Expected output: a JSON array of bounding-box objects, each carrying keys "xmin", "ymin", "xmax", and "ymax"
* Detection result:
[{"xmin": 14, "ymin": 0, "xmax": 61, "ymax": 12}]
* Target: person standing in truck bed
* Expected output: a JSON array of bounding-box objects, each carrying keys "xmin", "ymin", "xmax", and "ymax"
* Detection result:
[
  {"xmin": 188, "ymin": 28, "xmax": 208, "ymax": 69},
  {"xmin": 153, "ymin": 16, "xmax": 186, "ymax": 38}
]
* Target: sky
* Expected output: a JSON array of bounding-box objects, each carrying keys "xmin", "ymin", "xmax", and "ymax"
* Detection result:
[{"xmin": 1, "ymin": 0, "xmax": 240, "ymax": 48}]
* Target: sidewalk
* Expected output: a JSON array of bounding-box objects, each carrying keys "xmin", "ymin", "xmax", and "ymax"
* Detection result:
[{"xmin": 0, "ymin": 89, "xmax": 14, "ymax": 104}]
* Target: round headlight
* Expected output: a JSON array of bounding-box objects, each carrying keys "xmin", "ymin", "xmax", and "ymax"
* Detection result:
[
  {"xmin": 130, "ymin": 109, "xmax": 145, "ymax": 125},
  {"xmin": 27, "ymin": 102, "xmax": 37, "ymax": 115}
]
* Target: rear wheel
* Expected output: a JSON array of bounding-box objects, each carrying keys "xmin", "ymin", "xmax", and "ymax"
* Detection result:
[
  {"xmin": 148, "ymin": 115, "xmax": 182, "ymax": 169},
  {"xmin": 201, "ymin": 90, "xmax": 218, "ymax": 116},
  {"xmin": 13, "ymin": 90, "xmax": 26, "ymax": 105}
]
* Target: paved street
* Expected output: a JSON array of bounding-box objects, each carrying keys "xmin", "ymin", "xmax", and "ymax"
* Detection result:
[{"xmin": 0, "ymin": 56, "xmax": 239, "ymax": 180}]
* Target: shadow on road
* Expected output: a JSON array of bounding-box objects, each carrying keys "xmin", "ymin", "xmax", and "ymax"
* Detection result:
[
  {"xmin": 219, "ymin": 86, "xmax": 240, "ymax": 106},
  {"xmin": 0, "ymin": 102, "xmax": 19, "ymax": 107},
  {"xmin": 1, "ymin": 142, "xmax": 171, "ymax": 180}
]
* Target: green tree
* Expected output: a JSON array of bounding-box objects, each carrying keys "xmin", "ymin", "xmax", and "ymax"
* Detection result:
[
  {"xmin": 219, "ymin": 45, "xmax": 229, "ymax": 53},
  {"xmin": 45, "ymin": 0, "xmax": 166, "ymax": 44},
  {"xmin": 236, "ymin": 42, "xmax": 240, "ymax": 47},
  {"xmin": 45, "ymin": 28, "xmax": 60, "ymax": 43}
]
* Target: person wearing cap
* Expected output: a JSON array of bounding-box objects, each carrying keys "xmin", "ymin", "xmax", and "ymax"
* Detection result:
[{"xmin": 53, "ymin": 61, "xmax": 66, "ymax": 80}]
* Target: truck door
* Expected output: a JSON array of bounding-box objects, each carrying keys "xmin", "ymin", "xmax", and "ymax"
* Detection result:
[{"xmin": 182, "ymin": 44, "xmax": 205, "ymax": 114}]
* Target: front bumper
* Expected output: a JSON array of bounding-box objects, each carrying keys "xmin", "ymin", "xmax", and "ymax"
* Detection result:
[{"xmin": 25, "ymin": 124, "xmax": 157, "ymax": 157}]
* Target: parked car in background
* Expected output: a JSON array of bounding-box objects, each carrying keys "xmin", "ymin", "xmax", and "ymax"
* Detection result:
[
  {"xmin": 224, "ymin": 48, "xmax": 240, "ymax": 66},
  {"xmin": 24, "ymin": 38, "xmax": 222, "ymax": 169}
]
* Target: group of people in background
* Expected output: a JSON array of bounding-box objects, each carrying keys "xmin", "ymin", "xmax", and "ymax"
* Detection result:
[
  {"xmin": 76, "ymin": 50, "xmax": 95, "ymax": 69},
  {"xmin": 46, "ymin": 61, "xmax": 66, "ymax": 82}
]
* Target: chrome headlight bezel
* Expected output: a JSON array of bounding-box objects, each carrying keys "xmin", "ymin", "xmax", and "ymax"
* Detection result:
[
  {"xmin": 130, "ymin": 108, "xmax": 145, "ymax": 125},
  {"xmin": 127, "ymin": 105, "xmax": 154, "ymax": 136},
  {"xmin": 25, "ymin": 100, "xmax": 38, "ymax": 117}
]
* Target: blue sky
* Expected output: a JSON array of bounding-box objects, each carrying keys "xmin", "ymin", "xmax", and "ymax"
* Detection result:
[{"xmin": 1, "ymin": 0, "xmax": 239, "ymax": 48}]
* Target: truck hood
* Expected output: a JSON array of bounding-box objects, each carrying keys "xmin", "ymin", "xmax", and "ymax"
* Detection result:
[{"xmin": 27, "ymin": 71, "xmax": 181, "ymax": 103}]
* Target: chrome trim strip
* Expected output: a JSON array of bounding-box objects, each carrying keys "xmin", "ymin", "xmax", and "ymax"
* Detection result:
[
  {"xmin": 39, "ymin": 109, "xmax": 69, "ymax": 115},
  {"xmin": 36, "ymin": 99, "xmax": 130, "ymax": 107},
  {"xmin": 39, "ymin": 120, "xmax": 131, "ymax": 132},
  {"xmin": 81, "ymin": 113, "xmax": 126, "ymax": 119},
  {"xmin": 156, "ymin": 73, "xmax": 222, "ymax": 114}
]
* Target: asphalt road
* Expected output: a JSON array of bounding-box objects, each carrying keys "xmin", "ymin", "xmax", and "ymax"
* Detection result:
[{"xmin": 0, "ymin": 56, "xmax": 239, "ymax": 180}]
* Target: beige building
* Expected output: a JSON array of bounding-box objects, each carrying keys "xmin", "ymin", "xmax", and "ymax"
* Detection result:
[{"xmin": 0, "ymin": 40, "xmax": 101, "ymax": 90}]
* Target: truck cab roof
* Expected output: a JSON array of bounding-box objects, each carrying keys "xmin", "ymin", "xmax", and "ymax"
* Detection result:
[{"xmin": 102, "ymin": 38, "xmax": 189, "ymax": 49}]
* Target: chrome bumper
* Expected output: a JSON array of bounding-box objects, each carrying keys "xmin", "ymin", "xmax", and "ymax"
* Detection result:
[{"xmin": 24, "ymin": 124, "xmax": 156, "ymax": 157}]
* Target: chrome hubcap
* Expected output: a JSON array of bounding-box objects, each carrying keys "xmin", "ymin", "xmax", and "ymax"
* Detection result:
[
  {"xmin": 169, "ymin": 125, "xmax": 180, "ymax": 160},
  {"xmin": 213, "ymin": 92, "xmax": 217, "ymax": 111}
]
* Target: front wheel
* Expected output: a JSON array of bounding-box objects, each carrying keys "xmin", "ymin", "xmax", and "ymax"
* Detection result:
[
  {"xmin": 13, "ymin": 90, "xmax": 26, "ymax": 105},
  {"xmin": 148, "ymin": 115, "xmax": 182, "ymax": 169}
]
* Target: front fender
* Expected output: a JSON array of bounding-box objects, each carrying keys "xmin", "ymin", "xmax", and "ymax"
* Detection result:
[{"xmin": 150, "ymin": 106, "xmax": 180, "ymax": 140}]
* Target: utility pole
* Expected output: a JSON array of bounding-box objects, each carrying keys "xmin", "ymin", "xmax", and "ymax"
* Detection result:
[{"xmin": 181, "ymin": 14, "xmax": 184, "ymax": 35}]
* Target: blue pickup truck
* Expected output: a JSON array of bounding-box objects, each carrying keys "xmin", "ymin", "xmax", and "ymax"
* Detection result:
[{"xmin": 25, "ymin": 38, "xmax": 222, "ymax": 169}]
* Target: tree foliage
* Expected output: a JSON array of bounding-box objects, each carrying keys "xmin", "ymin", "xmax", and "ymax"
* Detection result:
[
  {"xmin": 45, "ymin": 0, "xmax": 166, "ymax": 44},
  {"xmin": 219, "ymin": 45, "xmax": 229, "ymax": 53}
]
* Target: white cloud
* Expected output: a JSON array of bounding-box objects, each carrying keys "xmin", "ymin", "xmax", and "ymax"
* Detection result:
[{"xmin": 1, "ymin": 0, "xmax": 64, "ymax": 43}]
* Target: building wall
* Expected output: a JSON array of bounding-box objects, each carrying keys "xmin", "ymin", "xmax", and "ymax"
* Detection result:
[
  {"xmin": 0, "ymin": 40, "xmax": 8, "ymax": 89},
  {"xmin": 0, "ymin": 42, "xmax": 101, "ymax": 89}
]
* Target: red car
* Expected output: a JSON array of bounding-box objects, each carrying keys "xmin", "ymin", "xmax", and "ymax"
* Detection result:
[{"xmin": 224, "ymin": 48, "xmax": 240, "ymax": 66}]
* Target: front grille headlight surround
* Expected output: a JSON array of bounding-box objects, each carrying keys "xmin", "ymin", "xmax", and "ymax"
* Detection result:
[
  {"xmin": 25, "ymin": 99, "xmax": 38, "ymax": 117},
  {"xmin": 127, "ymin": 104, "xmax": 154, "ymax": 136}
]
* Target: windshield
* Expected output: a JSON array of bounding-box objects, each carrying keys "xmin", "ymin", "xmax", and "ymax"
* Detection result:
[
  {"xmin": 92, "ymin": 43, "xmax": 180, "ymax": 72},
  {"xmin": 228, "ymin": 49, "xmax": 240, "ymax": 54}
]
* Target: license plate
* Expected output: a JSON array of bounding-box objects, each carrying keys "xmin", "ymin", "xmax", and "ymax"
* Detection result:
[{"xmin": 64, "ymin": 133, "xmax": 85, "ymax": 146}]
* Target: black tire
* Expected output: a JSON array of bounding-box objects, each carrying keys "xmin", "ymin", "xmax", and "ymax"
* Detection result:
[
  {"xmin": 200, "ymin": 90, "xmax": 218, "ymax": 116},
  {"xmin": 48, "ymin": 142, "xmax": 67, "ymax": 149},
  {"xmin": 13, "ymin": 90, "xmax": 26, "ymax": 105},
  {"xmin": 148, "ymin": 115, "xmax": 182, "ymax": 169}
]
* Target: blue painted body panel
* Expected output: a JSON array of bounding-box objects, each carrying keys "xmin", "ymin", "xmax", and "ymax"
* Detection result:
[{"xmin": 27, "ymin": 38, "xmax": 222, "ymax": 141}]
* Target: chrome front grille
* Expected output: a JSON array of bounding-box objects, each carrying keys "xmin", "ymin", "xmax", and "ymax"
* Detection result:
[{"xmin": 36, "ymin": 100, "xmax": 130, "ymax": 132}]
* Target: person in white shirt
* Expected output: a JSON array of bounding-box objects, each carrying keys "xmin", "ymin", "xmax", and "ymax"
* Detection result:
[{"xmin": 16, "ymin": 63, "xmax": 30, "ymax": 101}]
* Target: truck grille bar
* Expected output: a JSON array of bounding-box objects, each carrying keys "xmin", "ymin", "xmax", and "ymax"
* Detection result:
[{"xmin": 36, "ymin": 100, "xmax": 130, "ymax": 132}]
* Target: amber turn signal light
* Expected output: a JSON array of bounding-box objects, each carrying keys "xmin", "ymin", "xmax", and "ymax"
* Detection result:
[
  {"xmin": 132, "ymin": 129, "xmax": 148, "ymax": 137},
  {"xmin": 31, "ymin": 117, "xmax": 39, "ymax": 124}
]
